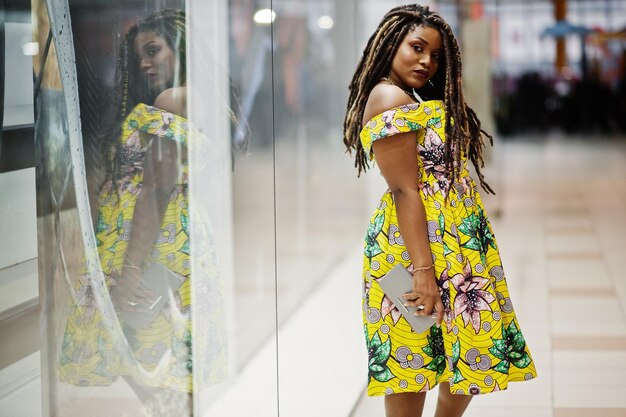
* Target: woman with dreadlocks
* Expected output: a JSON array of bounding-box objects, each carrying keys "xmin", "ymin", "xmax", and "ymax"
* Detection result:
[
  {"xmin": 59, "ymin": 10, "xmax": 224, "ymax": 413},
  {"xmin": 345, "ymin": 5, "xmax": 536, "ymax": 416}
]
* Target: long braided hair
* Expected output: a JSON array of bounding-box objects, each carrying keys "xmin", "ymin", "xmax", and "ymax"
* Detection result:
[
  {"xmin": 103, "ymin": 9, "xmax": 186, "ymax": 194},
  {"xmin": 343, "ymin": 4, "xmax": 493, "ymax": 194}
]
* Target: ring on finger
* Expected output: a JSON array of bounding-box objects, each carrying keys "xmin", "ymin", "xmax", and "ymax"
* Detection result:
[{"xmin": 417, "ymin": 304, "xmax": 425, "ymax": 311}]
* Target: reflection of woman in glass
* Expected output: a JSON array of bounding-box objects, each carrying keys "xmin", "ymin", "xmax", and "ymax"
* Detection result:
[
  {"xmin": 343, "ymin": 5, "xmax": 536, "ymax": 417},
  {"xmin": 59, "ymin": 9, "xmax": 209, "ymax": 413}
]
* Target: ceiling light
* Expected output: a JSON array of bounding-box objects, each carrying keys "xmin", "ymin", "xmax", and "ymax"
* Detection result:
[
  {"xmin": 318, "ymin": 15, "xmax": 334, "ymax": 30},
  {"xmin": 254, "ymin": 9, "xmax": 276, "ymax": 25}
]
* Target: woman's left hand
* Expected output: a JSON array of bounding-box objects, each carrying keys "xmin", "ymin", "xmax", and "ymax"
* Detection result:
[{"xmin": 404, "ymin": 269, "xmax": 444, "ymax": 327}]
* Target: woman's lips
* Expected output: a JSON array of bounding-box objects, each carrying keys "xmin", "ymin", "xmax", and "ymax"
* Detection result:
[{"xmin": 414, "ymin": 70, "xmax": 429, "ymax": 79}]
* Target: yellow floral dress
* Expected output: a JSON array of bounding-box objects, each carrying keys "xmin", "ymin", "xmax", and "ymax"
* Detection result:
[
  {"xmin": 360, "ymin": 101, "xmax": 536, "ymax": 396},
  {"xmin": 59, "ymin": 103, "xmax": 224, "ymax": 392}
]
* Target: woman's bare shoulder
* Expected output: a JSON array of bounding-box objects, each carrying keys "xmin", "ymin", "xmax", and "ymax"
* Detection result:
[
  {"xmin": 362, "ymin": 84, "xmax": 415, "ymax": 125},
  {"xmin": 154, "ymin": 87, "xmax": 187, "ymax": 118}
]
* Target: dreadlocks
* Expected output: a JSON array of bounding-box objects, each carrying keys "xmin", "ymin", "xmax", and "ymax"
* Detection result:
[
  {"xmin": 103, "ymin": 9, "xmax": 186, "ymax": 194},
  {"xmin": 342, "ymin": 4, "xmax": 494, "ymax": 194}
]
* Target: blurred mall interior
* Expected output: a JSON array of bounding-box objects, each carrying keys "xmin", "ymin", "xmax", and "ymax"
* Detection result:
[{"xmin": 0, "ymin": 0, "xmax": 625, "ymax": 416}]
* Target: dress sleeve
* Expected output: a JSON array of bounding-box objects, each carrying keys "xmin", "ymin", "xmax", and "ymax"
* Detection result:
[
  {"xmin": 121, "ymin": 103, "xmax": 190, "ymax": 146},
  {"xmin": 359, "ymin": 102, "xmax": 442, "ymax": 161}
]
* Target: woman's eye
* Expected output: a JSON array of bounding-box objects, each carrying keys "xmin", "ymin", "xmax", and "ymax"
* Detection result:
[
  {"xmin": 147, "ymin": 47, "xmax": 160, "ymax": 56},
  {"xmin": 413, "ymin": 45, "xmax": 423, "ymax": 53}
]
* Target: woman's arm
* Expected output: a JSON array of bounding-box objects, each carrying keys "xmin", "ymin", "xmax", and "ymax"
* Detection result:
[
  {"xmin": 364, "ymin": 85, "xmax": 444, "ymax": 325},
  {"xmin": 123, "ymin": 86, "xmax": 187, "ymax": 270},
  {"xmin": 113, "ymin": 129, "xmax": 185, "ymax": 311},
  {"xmin": 123, "ymin": 138, "xmax": 181, "ymax": 269}
]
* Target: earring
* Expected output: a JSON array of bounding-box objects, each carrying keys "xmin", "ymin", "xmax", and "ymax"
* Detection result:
[{"xmin": 428, "ymin": 79, "xmax": 436, "ymax": 88}]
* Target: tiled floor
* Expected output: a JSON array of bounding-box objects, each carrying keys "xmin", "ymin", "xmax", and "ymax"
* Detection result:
[{"xmin": 351, "ymin": 135, "xmax": 626, "ymax": 417}]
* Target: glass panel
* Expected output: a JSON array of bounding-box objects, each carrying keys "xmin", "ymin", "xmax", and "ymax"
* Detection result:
[
  {"xmin": 229, "ymin": 0, "xmax": 278, "ymax": 371},
  {"xmin": 272, "ymin": 0, "xmax": 372, "ymax": 413},
  {"xmin": 36, "ymin": 1, "xmax": 276, "ymax": 415},
  {"xmin": 189, "ymin": 1, "xmax": 280, "ymax": 414},
  {"xmin": 35, "ymin": 1, "xmax": 79, "ymax": 414},
  {"xmin": 198, "ymin": 0, "xmax": 280, "ymax": 414}
]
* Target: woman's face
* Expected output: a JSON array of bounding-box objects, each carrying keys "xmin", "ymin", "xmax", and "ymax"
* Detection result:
[
  {"xmin": 134, "ymin": 31, "xmax": 177, "ymax": 94},
  {"xmin": 389, "ymin": 25, "xmax": 442, "ymax": 90}
]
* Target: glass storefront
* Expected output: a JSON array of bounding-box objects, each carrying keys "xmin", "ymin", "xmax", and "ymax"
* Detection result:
[{"xmin": 31, "ymin": 0, "xmax": 372, "ymax": 415}]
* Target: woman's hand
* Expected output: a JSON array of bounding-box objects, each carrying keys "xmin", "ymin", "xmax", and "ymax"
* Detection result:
[
  {"xmin": 110, "ymin": 267, "xmax": 154, "ymax": 313},
  {"xmin": 403, "ymin": 269, "xmax": 444, "ymax": 326}
]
